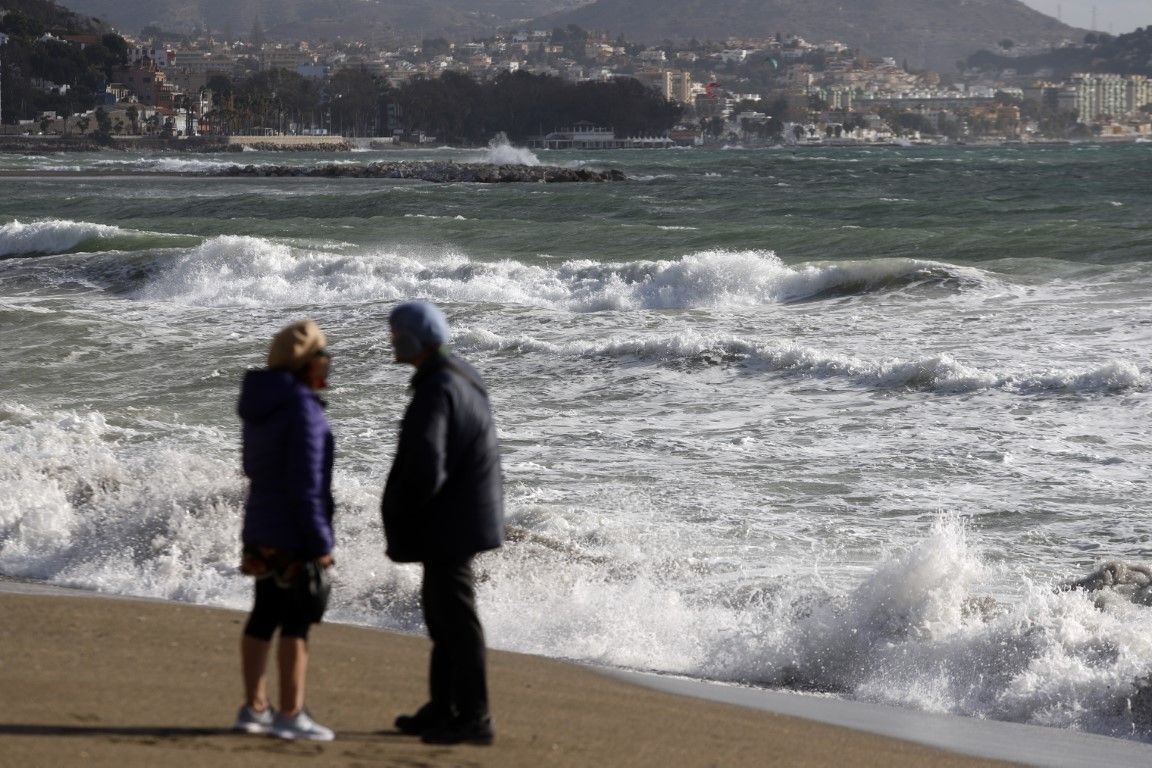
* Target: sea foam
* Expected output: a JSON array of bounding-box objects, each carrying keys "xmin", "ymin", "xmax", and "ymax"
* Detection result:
[
  {"xmin": 456, "ymin": 329, "xmax": 1147, "ymax": 395},
  {"xmin": 137, "ymin": 239, "xmax": 987, "ymax": 311},
  {"xmin": 482, "ymin": 134, "xmax": 541, "ymax": 166},
  {"xmin": 0, "ymin": 402, "xmax": 246, "ymax": 603},
  {"xmin": 2, "ymin": 401, "xmax": 1151, "ymax": 739},
  {"xmin": 0, "ymin": 219, "xmax": 130, "ymax": 257}
]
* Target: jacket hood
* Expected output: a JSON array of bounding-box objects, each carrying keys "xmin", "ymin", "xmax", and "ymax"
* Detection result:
[{"xmin": 238, "ymin": 369, "xmax": 304, "ymax": 422}]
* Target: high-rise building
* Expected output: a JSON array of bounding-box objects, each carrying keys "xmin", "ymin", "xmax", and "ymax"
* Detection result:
[{"xmin": 1061, "ymin": 73, "xmax": 1150, "ymax": 122}]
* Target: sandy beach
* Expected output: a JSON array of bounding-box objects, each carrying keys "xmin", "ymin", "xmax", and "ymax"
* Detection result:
[{"xmin": 0, "ymin": 588, "xmax": 1019, "ymax": 768}]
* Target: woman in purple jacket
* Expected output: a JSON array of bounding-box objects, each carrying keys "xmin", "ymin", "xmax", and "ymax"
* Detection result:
[{"xmin": 232, "ymin": 319, "xmax": 336, "ymax": 742}]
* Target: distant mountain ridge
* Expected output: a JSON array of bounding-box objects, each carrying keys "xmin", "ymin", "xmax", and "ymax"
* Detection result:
[
  {"xmin": 539, "ymin": 0, "xmax": 1081, "ymax": 71},
  {"xmin": 51, "ymin": 0, "xmax": 590, "ymax": 41},
  {"xmin": 49, "ymin": 0, "xmax": 1080, "ymax": 73}
]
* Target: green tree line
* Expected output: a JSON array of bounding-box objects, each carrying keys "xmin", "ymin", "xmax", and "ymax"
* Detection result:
[
  {"xmin": 203, "ymin": 68, "xmax": 682, "ymax": 141},
  {"xmin": 393, "ymin": 70, "xmax": 682, "ymax": 142}
]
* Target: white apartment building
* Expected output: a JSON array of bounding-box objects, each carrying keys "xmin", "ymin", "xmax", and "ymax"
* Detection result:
[
  {"xmin": 130, "ymin": 46, "xmax": 170, "ymax": 66},
  {"xmin": 1128, "ymin": 75, "xmax": 1152, "ymax": 113},
  {"xmin": 1059, "ymin": 73, "xmax": 1151, "ymax": 122},
  {"xmin": 261, "ymin": 48, "xmax": 308, "ymax": 71},
  {"xmin": 635, "ymin": 69, "xmax": 693, "ymax": 104},
  {"xmin": 167, "ymin": 51, "xmax": 237, "ymax": 77}
]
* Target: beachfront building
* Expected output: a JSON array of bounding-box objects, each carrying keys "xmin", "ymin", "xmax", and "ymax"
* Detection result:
[
  {"xmin": 530, "ymin": 122, "xmax": 616, "ymax": 149},
  {"xmin": 129, "ymin": 45, "xmax": 169, "ymax": 67},
  {"xmin": 852, "ymin": 90, "xmax": 996, "ymax": 112},
  {"xmin": 167, "ymin": 51, "xmax": 237, "ymax": 76},
  {"xmin": 163, "ymin": 51, "xmax": 238, "ymax": 96},
  {"xmin": 1058, "ymin": 73, "xmax": 1152, "ymax": 122},
  {"xmin": 634, "ymin": 69, "xmax": 694, "ymax": 104},
  {"xmin": 1128, "ymin": 76, "xmax": 1152, "ymax": 114},
  {"xmin": 112, "ymin": 62, "xmax": 181, "ymax": 110},
  {"xmin": 260, "ymin": 47, "xmax": 308, "ymax": 72},
  {"xmin": 528, "ymin": 122, "xmax": 674, "ymax": 149}
]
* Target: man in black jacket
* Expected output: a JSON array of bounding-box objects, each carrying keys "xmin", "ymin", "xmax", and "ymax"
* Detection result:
[{"xmin": 380, "ymin": 300, "xmax": 504, "ymax": 746}]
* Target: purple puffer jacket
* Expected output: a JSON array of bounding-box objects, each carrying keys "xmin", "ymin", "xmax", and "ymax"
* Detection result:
[{"xmin": 238, "ymin": 369, "xmax": 334, "ymax": 558}]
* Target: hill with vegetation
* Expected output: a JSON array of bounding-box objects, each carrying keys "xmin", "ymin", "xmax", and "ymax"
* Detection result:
[
  {"xmin": 51, "ymin": 0, "xmax": 1082, "ymax": 72},
  {"xmin": 968, "ymin": 26, "xmax": 1152, "ymax": 77},
  {"xmin": 539, "ymin": 0, "xmax": 1080, "ymax": 72},
  {"xmin": 0, "ymin": 0, "xmax": 128, "ymax": 124},
  {"xmin": 50, "ymin": 0, "xmax": 590, "ymax": 42},
  {"xmin": 1, "ymin": 0, "xmax": 106, "ymax": 33}
]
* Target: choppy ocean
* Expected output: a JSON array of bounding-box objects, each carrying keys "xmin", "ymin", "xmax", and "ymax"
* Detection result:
[{"xmin": 2, "ymin": 142, "xmax": 1151, "ymax": 740}]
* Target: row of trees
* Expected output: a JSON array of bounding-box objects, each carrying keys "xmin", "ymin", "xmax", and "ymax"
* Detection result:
[
  {"xmin": 394, "ymin": 70, "xmax": 682, "ymax": 142},
  {"xmin": 203, "ymin": 68, "xmax": 683, "ymax": 141},
  {"xmin": 202, "ymin": 67, "xmax": 384, "ymax": 137}
]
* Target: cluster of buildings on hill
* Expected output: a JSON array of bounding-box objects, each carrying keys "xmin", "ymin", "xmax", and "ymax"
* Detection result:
[{"xmin": 10, "ymin": 25, "xmax": 1152, "ymax": 144}]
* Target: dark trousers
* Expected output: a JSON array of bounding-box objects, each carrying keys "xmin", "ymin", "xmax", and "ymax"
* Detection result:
[
  {"xmin": 422, "ymin": 558, "xmax": 489, "ymax": 721},
  {"xmin": 244, "ymin": 574, "xmax": 313, "ymax": 641}
]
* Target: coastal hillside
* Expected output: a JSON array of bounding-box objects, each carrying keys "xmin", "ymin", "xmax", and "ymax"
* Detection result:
[
  {"xmin": 0, "ymin": 0, "xmax": 108, "ymax": 33},
  {"xmin": 50, "ymin": 0, "xmax": 591, "ymax": 40},
  {"xmin": 0, "ymin": 0, "xmax": 126, "ymax": 123},
  {"xmin": 968, "ymin": 25, "xmax": 1152, "ymax": 77},
  {"xmin": 538, "ymin": 0, "xmax": 1080, "ymax": 72},
  {"xmin": 49, "ymin": 0, "xmax": 1079, "ymax": 71}
]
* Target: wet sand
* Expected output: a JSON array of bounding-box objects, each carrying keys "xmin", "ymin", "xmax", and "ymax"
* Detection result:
[{"xmin": 0, "ymin": 588, "xmax": 1017, "ymax": 768}]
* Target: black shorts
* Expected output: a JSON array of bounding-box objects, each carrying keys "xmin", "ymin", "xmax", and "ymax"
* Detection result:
[{"xmin": 243, "ymin": 574, "xmax": 315, "ymax": 641}]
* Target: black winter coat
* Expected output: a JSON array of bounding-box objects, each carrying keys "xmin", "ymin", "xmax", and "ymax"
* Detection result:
[{"xmin": 381, "ymin": 351, "xmax": 504, "ymax": 563}]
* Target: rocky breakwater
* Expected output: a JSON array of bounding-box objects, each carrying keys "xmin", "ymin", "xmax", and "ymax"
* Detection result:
[{"xmin": 212, "ymin": 161, "xmax": 626, "ymax": 183}]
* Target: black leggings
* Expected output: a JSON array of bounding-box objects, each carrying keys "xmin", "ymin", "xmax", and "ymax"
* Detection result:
[{"xmin": 244, "ymin": 575, "xmax": 313, "ymax": 641}]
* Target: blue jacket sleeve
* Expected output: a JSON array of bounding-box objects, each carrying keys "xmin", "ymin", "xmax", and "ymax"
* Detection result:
[{"xmin": 284, "ymin": 393, "xmax": 334, "ymax": 558}]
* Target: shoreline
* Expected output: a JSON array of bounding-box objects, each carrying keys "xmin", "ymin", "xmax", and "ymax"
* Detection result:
[
  {"xmin": 0, "ymin": 578, "xmax": 1015, "ymax": 768},
  {"xmin": 3, "ymin": 578, "xmax": 1151, "ymax": 766},
  {"xmin": 1, "ymin": 137, "xmax": 1149, "ymax": 155}
]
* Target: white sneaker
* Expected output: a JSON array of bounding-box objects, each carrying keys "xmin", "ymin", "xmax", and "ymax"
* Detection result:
[
  {"xmin": 272, "ymin": 709, "xmax": 335, "ymax": 741},
  {"xmin": 232, "ymin": 704, "xmax": 275, "ymax": 734}
]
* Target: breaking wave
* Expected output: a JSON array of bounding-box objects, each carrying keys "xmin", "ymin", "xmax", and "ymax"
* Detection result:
[
  {"xmin": 481, "ymin": 134, "xmax": 541, "ymax": 166},
  {"xmin": 1, "ymin": 219, "xmax": 132, "ymax": 257},
  {"xmin": 134, "ymin": 237, "xmax": 990, "ymax": 310},
  {"xmin": 457, "ymin": 329, "xmax": 1147, "ymax": 394},
  {"xmin": 2, "ymin": 402, "xmax": 1150, "ymax": 740},
  {"xmin": 0, "ymin": 218, "xmax": 196, "ymax": 258}
]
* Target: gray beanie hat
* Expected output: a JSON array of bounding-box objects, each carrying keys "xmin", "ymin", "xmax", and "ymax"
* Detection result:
[{"xmin": 389, "ymin": 301, "xmax": 450, "ymax": 346}]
